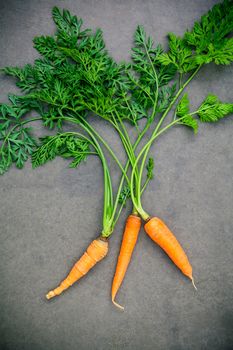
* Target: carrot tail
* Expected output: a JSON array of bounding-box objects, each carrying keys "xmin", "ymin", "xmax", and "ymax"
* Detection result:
[
  {"xmin": 144, "ymin": 217, "xmax": 193, "ymax": 280},
  {"xmin": 111, "ymin": 214, "xmax": 141, "ymax": 310},
  {"xmin": 46, "ymin": 237, "xmax": 108, "ymax": 300},
  {"xmin": 112, "ymin": 299, "xmax": 124, "ymax": 311},
  {"xmin": 191, "ymin": 277, "xmax": 197, "ymax": 290}
]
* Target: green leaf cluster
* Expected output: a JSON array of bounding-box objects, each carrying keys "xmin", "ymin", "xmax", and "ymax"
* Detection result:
[
  {"xmin": 0, "ymin": 122, "xmax": 36, "ymax": 175},
  {"xmin": 146, "ymin": 157, "xmax": 154, "ymax": 180},
  {"xmin": 175, "ymin": 92, "xmax": 233, "ymax": 134},
  {"xmin": 185, "ymin": 0, "xmax": 233, "ymax": 65},
  {"xmin": 130, "ymin": 25, "xmax": 177, "ymax": 113},
  {"xmin": 1, "ymin": 2, "xmax": 233, "ymax": 179},
  {"xmin": 176, "ymin": 94, "xmax": 198, "ymax": 134},
  {"xmin": 158, "ymin": 0, "xmax": 233, "ymax": 71},
  {"xmin": 3, "ymin": 8, "xmax": 129, "ymax": 126},
  {"xmin": 32, "ymin": 133, "xmax": 91, "ymax": 168},
  {"xmin": 0, "ymin": 96, "xmax": 39, "ymax": 174},
  {"xmin": 158, "ymin": 33, "xmax": 197, "ymax": 73},
  {"xmin": 118, "ymin": 184, "xmax": 131, "ymax": 206},
  {"xmin": 197, "ymin": 95, "xmax": 233, "ymax": 122}
]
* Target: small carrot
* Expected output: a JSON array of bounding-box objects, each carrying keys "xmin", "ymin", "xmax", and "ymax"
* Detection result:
[
  {"xmin": 112, "ymin": 214, "xmax": 141, "ymax": 310},
  {"xmin": 144, "ymin": 217, "xmax": 196, "ymax": 289},
  {"xmin": 46, "ymin": 237, "xmax": 108, "ymax": 299}
]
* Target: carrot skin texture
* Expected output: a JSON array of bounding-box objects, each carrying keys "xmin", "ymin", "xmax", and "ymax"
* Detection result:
[
  {"xmin": 111, "ymin": 214, "xmax": 141, "ymax": 309},
  {"xmin": 46, "ymin": 238, "xmax": 108, "ymax": 299},
  {"xmin": 144, "ymin": 217, "xmax": 193, "ymax": 279}
]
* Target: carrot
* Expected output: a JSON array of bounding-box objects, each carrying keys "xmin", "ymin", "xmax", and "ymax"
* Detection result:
[
  {"xmin": 144, "ymin": 217, "xmax": 196, "ymax": 289},
  {"xmin": 111, "ymin": 214, "xmax": 141, "ymax": 310},
  {"xmin": 46, "ymin": 237, "xmax": 108, "ymax": 299}
]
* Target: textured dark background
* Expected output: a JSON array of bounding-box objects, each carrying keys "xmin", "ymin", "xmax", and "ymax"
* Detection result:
[{"xmin": 0, "ymin": 1, "xmax": 233, "ymax": 349}]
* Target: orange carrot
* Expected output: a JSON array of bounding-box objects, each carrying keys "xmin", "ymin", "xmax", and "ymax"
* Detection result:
[
  {"xmin": 112, "ymin": 214, "xmax": 141, "ymax": 310},
  {"xmin": 46, "ymin": 237, "xmax": 108, "ymax": 299},
  {"xmin": 144, "ymin": 217, "xmax": 196, "ymax": 288}
]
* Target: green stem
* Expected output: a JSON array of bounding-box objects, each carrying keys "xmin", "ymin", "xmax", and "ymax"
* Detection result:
[
  {"xmin": 59, "ymin": 129, "xmax": 113, "ymax": 233},
  {"xmin": 110, "ymin": 34, "xmax": 160, "ymax": 216},
  {"xmin": 131, "ymin": 65, "xmax": 202, "ymax": 218},
  {"xmin": 109, "ymin": 118, "xmax": 152, "ymax": 228},
  {"xmin": 112, "ymin": 201, "xmax": 125, "ymax": 227},
  {"xmin": 113, "ymin": 111, "xmax": 139, "ymax": 183},
  {"xmin": 82, "ymin": 124, "xmax": 113, "ymax": 230},
  {"xmin": 133, "ymin": 39, "xmax": 160, "ymax": 206},
  {"xmin": 77, "ymin": 116, "xmax": 131, "ymax": 186},
  {"xmin": 67, "ymin": 119, "xmax": 113, "ymax": 234},
  {"xmin": 179, "ymin": 73, "xmax": 183, "ymax": 89},
  {"xmin": 28, "ymin": 98, "xmax": 129, "ymax": 186},
  {"xmin": 76, "ymin": 151, "xmax": 98, "ymax": 156},
  {"xmin": 108, "ymin": 117, "xmax": 135, "ymax": 169},
  {"xmin": 130, "ymin": 120, "xmax": 180, "ymax": 219},
  {"xmin": 140, "ymin": 176, "xmax": 151, "ymax": 195}
]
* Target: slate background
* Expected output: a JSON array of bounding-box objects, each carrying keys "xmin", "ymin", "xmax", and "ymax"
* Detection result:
[{"xmin": 0, "ymin": 1, "xmax": 233, "ymax": 349}]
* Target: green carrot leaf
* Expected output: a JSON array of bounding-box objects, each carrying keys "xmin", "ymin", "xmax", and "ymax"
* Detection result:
[
  {"xmin": 156, "ymin": 84, "xmax": 176, "ymax": 113},
  {"xmin": 176, "ymin": 94, "xmax": 198, "ymax": 133},
  {"xmin": 146, "ymin": 157, "xmax": 154, "ymax": 180},
  {"xmin": 0, "ymin": 126, "xmax": 37, "ymax": 174},
  {"xmin": 131, "ymin": 25, "xmax": 177, "ymax": 115},
  {"xmin": 184, "ymin": 0, "xmax": 233, "ymax": 65},
  {"xmin": 197, "ymin": 95, "xmax": 233, "ymax": 122},
  {"xmin": 157, "ymin": 33, "xmax": 197, "ymax": 73},
  {"xmin": 32, "ymin": 133, "xmax": 91, "ymax": 168},
  {"xmin": 118, "ymin": 184, "xmax": 131, "ymax": 206},
  {"xmin": 176, "ymin": 93, "xmax": 190, "ymax": 117},
  {"xmin": 179, "ymin": 115, "xmax": 198, "ymax": 134}
]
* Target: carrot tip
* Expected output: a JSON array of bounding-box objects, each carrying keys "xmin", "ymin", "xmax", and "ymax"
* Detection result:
[
  {"xmin": 191, "ymin": 277, "xmax": 197, "ymax": 291},
  {"xmin": 112, "ymin": 299, "xmax": 124, "ymax": 311},
  {"xmin": 46, "ymin": 291, "xmax": 56, "ymax": 300}
]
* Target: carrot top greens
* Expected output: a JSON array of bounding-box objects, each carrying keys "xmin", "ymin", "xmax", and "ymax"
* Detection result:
[{"xmin": 1, "ymin": 0, "xmax": 233, "ymax": 230}]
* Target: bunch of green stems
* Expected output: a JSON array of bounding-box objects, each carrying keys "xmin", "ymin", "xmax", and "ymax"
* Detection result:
[{"xmin": 4, "ymin": 64, "xmax": 201, "ymax": 239}]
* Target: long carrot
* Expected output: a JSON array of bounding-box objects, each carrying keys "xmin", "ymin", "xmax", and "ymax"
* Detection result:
[
  {"xmin": 144, "ymin": 217, "xmax": 196, "ymax": 289},
  {"xmin": 111, "ymin": 214, "xmax": 141, "ymax": 310},
  {"xmin": 46, "ymin": 237, "xmax": 108, "ymax": 299}
]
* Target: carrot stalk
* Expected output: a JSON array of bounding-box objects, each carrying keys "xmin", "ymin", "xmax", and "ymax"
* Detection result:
[
  {"xmin": 46, "ymin": 237, "xmax": 108, "ymax": 299},
  {"xmin": 144, "ymin": 217, "xmax": 194, "ymax": 283},
  {"xmin": 111, "ymin": 214, "xmax": 141, "ymax": 310}
]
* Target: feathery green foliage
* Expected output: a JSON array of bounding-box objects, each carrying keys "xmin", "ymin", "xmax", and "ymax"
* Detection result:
[
  {"xmin": 118, "ymin": 184, "xmax": 131, "ymax": 206},
  {"xmin": 197, "ymin": 95, "xmax": 233, "ymax": 122},
  {"xmin": 0, "ymin": 96, "xmax": 41, "ymax": 174},
  {"xmin": 158, "ymin": 0, "xmax": 233, "ymax": 71},
  {"xmin": 0, "ymin": 125, "xmax": 36, "ymax": 174},
  {"xmin": 130, "ymin": 25, "xmax": 177, "ymax": 112},
  {"xmin": 158, "ymin": 33, "xmax": 197, "ymax": 73},
  {"xmin": 0, "ymin": 3, "xmax": 232, "ymax": 230},
  {"xmin": 1, "ymin": 2, "xmax": 232, "ymax": 177},
  {"xmin": 32, "ymin": 133, "xmax": 91, "ymax": 168},
  {"xmin": 185, "ymin": 0, "xmax": 233, "ymax": 65},
  {"xmin": 175, "ymin": 93, "xmax": 198, "ymax": 133},
  {"xmin": 176, "ymin": 93, "xmax": 190, "ymax": 117},
  {"xmin": 146, "ymin": 157, "xmax": 154, "ymax": 180}
]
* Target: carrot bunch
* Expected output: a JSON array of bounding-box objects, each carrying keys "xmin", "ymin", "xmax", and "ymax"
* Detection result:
[{"xmin": 1, "ymin": 1, "xmax": 233, "ymax": 309}]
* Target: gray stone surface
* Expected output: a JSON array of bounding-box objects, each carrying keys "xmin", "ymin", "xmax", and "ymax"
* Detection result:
[{"xmin": 0, "ymin": 0, "xmax": 233, "ymax": 349}]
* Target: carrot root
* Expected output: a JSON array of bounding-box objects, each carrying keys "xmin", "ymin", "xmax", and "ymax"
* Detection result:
[
  {"xmin": 111, "ymin": 214, "xmax": 141, "ymax": 310},
  {"xmin": 112, "ymin": 299, "xmax": 124, "ymax": 311},
  {"xmin": 46, "ymin": 237, "xmax": 108, "ymax": 299},
  {"xmin": 191, "ymin": 277, "xmax": 197, "ymax": 291},
  {"xmin": 46, "ymin": 291, "xmax": 56, "ymax": 300},
  {"xmin": 144, "ymin": 217, "xmax": 193, "ymax": 280}
]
